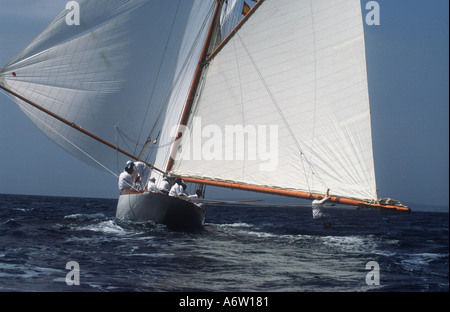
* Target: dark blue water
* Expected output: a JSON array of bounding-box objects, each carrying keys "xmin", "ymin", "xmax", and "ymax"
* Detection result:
[{"xmin": 0, "ymin": 194, "xmax": 448, "ymax": 292}]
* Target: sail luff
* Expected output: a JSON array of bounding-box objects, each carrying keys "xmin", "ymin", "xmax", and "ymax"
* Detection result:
[
  {"xmin": 0, "ymin": 84, "xmax": 164, "ymax": 174},
  {"xmin": 165, "ymin": 0, "xmax": 223, "ymax": 172}
]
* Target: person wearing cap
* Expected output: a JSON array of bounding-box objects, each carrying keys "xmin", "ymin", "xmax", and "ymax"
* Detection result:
[
  {"xmin": 146, "ymin": 177, "xmax": 162, "ymax": 193},
  {"xmin": 159, "ymin": 177, "xmax": 171, "ymax": 195},
  {"xmin": 124, "ymin": 161, "xmax": 139, "ymax": 188},
  {"xmin": 169, "ymin": 178, "xmax": 186, "ymax": 197},
  {"xmin": 118, "ymin": 163, "xmax": 135, "ymax": 192}
]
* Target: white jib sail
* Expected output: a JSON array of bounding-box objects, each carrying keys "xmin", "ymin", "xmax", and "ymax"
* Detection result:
[
  {"xmin": 170, "ymin": 0, "xmax": 378, "ymax": 201},
  {"xmin": 0, "ymin": 0, "xmax": 215, "ymax": 176}
]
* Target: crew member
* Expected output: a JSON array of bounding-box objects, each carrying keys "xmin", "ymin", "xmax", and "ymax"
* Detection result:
[
  {"xmin": 133, "ymin": 161, "xmax": 151, "ymax": 190},
  {"xmin": 147, "ymin": 177, "xmax": 162, "ymax": 193},
  {"xmin": 169, "ymin": 178, "xmax": 187, "ymax": 197},
  {"xmin": 159, "ymin": 177, "xmax": 171, "ymax": 195},
  {"xmin": 312, "ymin": 188, "xmax": 332, "ymax": 228},
  {"xmin": 188, "ymin": 189, "xmax": 204, "ymax": 207},
  {"xmin": 118, "ymin": 163, "xmax": 135, "ymax": 192}
]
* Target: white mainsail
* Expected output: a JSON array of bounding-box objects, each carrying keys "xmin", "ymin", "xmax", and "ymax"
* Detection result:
[
  {"xmin": 170, "ymin": 0, "xmax": 378, "ymax": 201},
  {"xmin": 0, "ymin": 0, "xmax": 215, "ymax": 175}
]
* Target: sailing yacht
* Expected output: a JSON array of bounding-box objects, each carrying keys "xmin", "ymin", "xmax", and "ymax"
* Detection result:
[{"xmin": 0, "ymin": 0, "xmax": 409, "ymax": 230}]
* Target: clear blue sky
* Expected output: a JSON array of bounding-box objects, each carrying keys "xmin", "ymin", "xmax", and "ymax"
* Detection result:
[{"xmin": 0, "ymin": 0, "xmax": 448, "ymax": 209}]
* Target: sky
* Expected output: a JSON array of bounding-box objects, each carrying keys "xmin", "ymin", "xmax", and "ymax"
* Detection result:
[{"xmin": 0, "ymin": 0, "xmax": 448, "ymax": 210}]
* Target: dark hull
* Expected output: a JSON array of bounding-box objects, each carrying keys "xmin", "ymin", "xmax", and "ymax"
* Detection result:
[{"xmin": 116, "ymin": 192, "xmax": 205, "ymax": 230}]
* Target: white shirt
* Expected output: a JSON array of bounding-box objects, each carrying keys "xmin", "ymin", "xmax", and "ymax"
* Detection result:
[
  {"xmin": 312, "ymin": 196, "xmax": 329, "ymax": 219},
  {"xmin": 169, "ymin": 183, "xmax": 185, "ymax": 197},
  {"xmin": 118, "ymin": 171, "xmax": 133, "ymax": 191},
  {"xmin": 147, "ymin": 181, "xmax": 161, "ymax": 193},
  {"xmin": 188, "ymin": 194, "xmax": 203, "ymax": 207},
  {"xmin": 134, "ymin": 162, "xmax": 150, "ymax": 187},
  {"xmin": 159, "ymin": 180, "xmax": 171, "ymax": 192},
  {"xmin": 312, "ymin": 196, "xmax": 329, "ymax": 206}
]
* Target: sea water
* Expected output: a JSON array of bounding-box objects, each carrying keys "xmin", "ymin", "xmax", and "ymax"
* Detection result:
[{"xmin": 0, "ymin": 194, "xmax": 448, "ymax": 293}]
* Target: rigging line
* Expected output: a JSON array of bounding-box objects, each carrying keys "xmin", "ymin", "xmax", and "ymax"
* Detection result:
[
  {"xmin": 140, "ymin": 3, "xmax": 217, "ymax": 164},
  {"xmin": 115, "ymin": 128, "xmax": 144, "ymax": 161},
  {"xmin": 235, "ymin": 32, "xmax": 327, "ymax": 191},
  {"xmin": 151, "ymin": 9, "xmax": 212, "ymax": 139},
  {"xmin": 15, "ymin": 98, "xmax": 119, "ymax": 179},
  {"xmin": 0, "ymin": 84, "xmax": 165, "ymax": 174},
  {"xmin": 233, "ymin": 38, "xmax": 246, "ymax": 179},
  {"xmin": 308, "ymin": 0, "xmax": 319, "ymax": 192},
  {"xmin": 116, "ymin": 127, "xmax": 143, "ymax": 150},
  {"xmin": 134, "ymin": 0, "xmax": 183, "ymax": 156},
  {"xmin": 165, "ymin": 0, "xmax": 222, "ymax": 172}
]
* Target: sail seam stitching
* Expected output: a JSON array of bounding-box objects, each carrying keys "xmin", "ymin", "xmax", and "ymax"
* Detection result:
[{"xmin": 235, "ymin": 32, "xmax": 327, "ymax": 192}]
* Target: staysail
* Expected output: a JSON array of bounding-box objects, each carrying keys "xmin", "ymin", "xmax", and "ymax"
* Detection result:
[
  {"xmin": 169, "ymin": 0, "xmax": 378, "ymax": 202},
  {"xmin": 0, "ymin": 0, "xmax": 216, "ymax": 175}
]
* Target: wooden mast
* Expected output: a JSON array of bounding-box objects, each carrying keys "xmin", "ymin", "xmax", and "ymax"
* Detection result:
[
  {"xmin": 165, "ymin": 0, "xmax": 223, "ymax": 172},
  {"xmin": 0, "ymin": 84, "xmax": 165, "ymax": 174}
]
